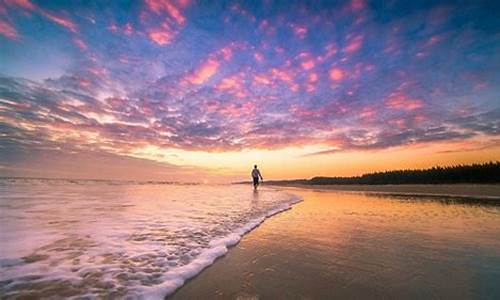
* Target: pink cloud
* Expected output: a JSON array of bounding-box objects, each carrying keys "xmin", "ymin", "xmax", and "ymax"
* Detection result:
[
  {"xmin": 329, "ymin": 68, "xmax": 344, "ymax": 81},
  {"xmin": 359, "ymin": 107, "xmax": 376, "ymax": 119},
  {"xmin": 344, "ymin": 35, "xmax": 364, "ymax": 53},
  {"xmin": 389, "ymin": 118, "xmax": 406, "ymax": 128},
  {"xmin": 145, "ymin": 0, "xmax": 185, "ymax": 24},
  {"xmin": 203, "ymin": 100, "xmax": 219, "ymax": 113},
  {"xmin": 167, "ymin": 6, "xmax": 185, "ymax": 24},
  {"xmin": 290, "ymin": 23, "xmax": 307, "ymax": 39},
  {"xmin": 259, "ymin": 19, "xmax": 269, "ymax": 29},
  {"xmin": 73, "ymin": 37, "xmax": 87, "ymax": 50},
  {"xmin": 253, "ymin": 74, "xmax": 272, "ymax": 85},
  {"xmin": 108, "ymin": 23, "xmax": 119, "ymax": 33},
  {"xmin": 175, "ymin": 0, "xmax": 191, "ymax": 8},
  {"xmin": 220, "ymin": 46, "xmax": 233, "ymax": 61},
  {"xmin": 148, "ymin": 22, "xmax": 175, "ymax": 45},
  {"xmin": 252, "ymin": 65, "xmax": 299, "ymax": 91},
  {"xmin": 216, "ymin": 77, "xmax": 239, "ymax": 91},
  {"xmin": 229, "ymin": 3, "xmax": 256, "ymax": 22},
  {"xmin": 426, "ymin": 35, "xmax": 442, "ymax": 46},
  {"xmin": 309, "ymin": 73, "xmax": 318, "ymax": 82},
  {"xmin": 317, "ymin": 43, "xmax": 337, "ymax": 63},
  {"xmin": 305, "ymin": 72, "xmax": 318, "ymax": 93},
  {"xmin": 41, "ymin": 10, "xmax": 78, "ymax": 32},
  {"xmin": 350, "ymin": 0, "xmax": 366, "ymax": 11},
  {"xmin": 270, "ymin": 68, "xmax": 292, "ymax": 83},
  {"xmin": 301, "ymin": 59, "xmax": 315, "ymax": 70},
  {"xmin": 258, "ymin": 19, "xmax": 277, "ymax": 36},
  {"xmin": 123, "ymin": 23, "xmax": 133, "ymax": 35},
  {"xmin": 215, "ymin": 74, "xmax": 247, "ymax": 97},
  {"xmin": 419, "ymin": 34, "xmax": 446, "ymax": 56},
  {"xmin": 4, "ymin": 0, "xmax": 35, "ymax": 10},
  {"xmin": 149, "ymin": 30, "xmax": 173, "ymax": 45},
  {"xmin": 4, "ymin": 0, "xmax": 78, "ymax": 33},
  {"xmin": 186, "ymin": 59, "xmax": 220, "ymax": 85},
  {"xmin": 78, "ymin": 77, "xmax": 91, "ymax": 88},
  {"xmin": 87, "ymin": 66, "xmax": 107, "ymax": 78},
  {"xmin": 254, "ymin": 52, "xmax": 264, "ymax": 62},
  {"xmin": 0, "ymin": 19, "xmax": 18, "ymax": 39},
  {"xmin": 385, "ymin": 93, "xmax": 424, "ymax": 111},
  {"xmin": 413, "ymin": 114, "xmax": 426, "ymax": 124}
]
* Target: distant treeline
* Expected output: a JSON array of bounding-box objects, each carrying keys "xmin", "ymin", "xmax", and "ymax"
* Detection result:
[{"xmin": 253, "ymin": 162, "xmax": 500, "ymax": 185}]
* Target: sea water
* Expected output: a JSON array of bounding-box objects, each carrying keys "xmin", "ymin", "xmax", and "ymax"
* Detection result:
[{"xmin": 0, "ymin": 179, "xmax": 301, "ymax": 298}]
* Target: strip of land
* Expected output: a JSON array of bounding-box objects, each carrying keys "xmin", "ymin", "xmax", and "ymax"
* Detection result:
[
  {"xmin": 267, "ymin": 183, "xmax": 500, "ymax": 199},
  {"xmin": 236, "ymin": 162, "xmax": 500, "ymax": 195}
]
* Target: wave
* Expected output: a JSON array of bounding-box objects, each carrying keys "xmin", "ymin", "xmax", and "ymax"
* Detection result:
[
  {"xmin": 0, "ymin": 183, "xmax": 302, "ymax": 299},
  {"xmin": 139, "ymin": 195, "xmax": 302, "ymax": 299}
]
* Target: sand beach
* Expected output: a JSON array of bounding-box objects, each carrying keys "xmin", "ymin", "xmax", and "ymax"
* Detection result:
[
  {"xmin": 268, "ymin": 183, "xmax": 500, "ymax": 199},
  {"xmin": 170, "ymin": 187, "xmax": 500, "ymax": 299}
]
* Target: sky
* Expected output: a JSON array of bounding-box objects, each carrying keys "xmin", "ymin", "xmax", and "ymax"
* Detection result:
[{"xmin": 0, "ymin": 0, "xmax": 499, "ymax": 183}]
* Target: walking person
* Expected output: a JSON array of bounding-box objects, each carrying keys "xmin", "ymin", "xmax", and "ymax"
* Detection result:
[{"xmin": 251, "ymin": 165, "xmax": 263, "ymax": 190}]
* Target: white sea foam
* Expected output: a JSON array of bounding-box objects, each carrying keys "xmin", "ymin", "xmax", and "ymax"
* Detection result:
[
  {"xmin": 0, "ymin": 180, "xmax": 301, "ymax": 298},
  {"xmin": 141, "ymin": 197, "xmax": 301, "ymax": 299}
]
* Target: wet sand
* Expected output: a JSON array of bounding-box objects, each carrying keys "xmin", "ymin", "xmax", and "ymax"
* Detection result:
[
  {"xmin": 169, "ymin": 188, "xmax": 500, "ymax": 299},
  {"xmin": 269, "ymin": 183, "xmax": 500, "ymax": 199}
]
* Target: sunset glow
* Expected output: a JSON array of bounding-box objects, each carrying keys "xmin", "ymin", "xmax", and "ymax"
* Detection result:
[{"xmin": 0, "ymin": 0, "xmax": 499, "ymax": 182}]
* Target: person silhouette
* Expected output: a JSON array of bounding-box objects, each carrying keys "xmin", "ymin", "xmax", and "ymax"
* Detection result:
[{"xmin": 251, "ymin": 165, "xmax": 263, "ymax": 190}]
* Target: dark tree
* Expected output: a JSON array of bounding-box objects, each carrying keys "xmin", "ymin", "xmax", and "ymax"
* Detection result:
[{"xmin": 260, "ymin": 162, "xmax": 500, "ymax": 185}]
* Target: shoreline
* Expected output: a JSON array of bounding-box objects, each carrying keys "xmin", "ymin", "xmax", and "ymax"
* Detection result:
[
  {"xmin": 146, "ymin": 193, "xmax": 303, "ymax": 298},
  {"xmin": 266, "ymin": 183, "xmax": 500, "ymax": 199}
]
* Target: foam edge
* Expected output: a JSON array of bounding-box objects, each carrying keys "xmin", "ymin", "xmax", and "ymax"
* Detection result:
[{"xmin": 139, "ymin": 195, "xmax": 302, "ymax": 299}]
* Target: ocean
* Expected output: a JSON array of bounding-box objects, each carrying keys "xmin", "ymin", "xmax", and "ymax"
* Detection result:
[{"xmin": 0, "ymin": 179, "xmax": 300, "ymax": 298}]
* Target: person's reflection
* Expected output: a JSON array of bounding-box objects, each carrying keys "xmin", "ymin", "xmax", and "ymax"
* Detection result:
[{"xmin": 252, "ymin": 189, "xmax": 259, "ymax": 202}]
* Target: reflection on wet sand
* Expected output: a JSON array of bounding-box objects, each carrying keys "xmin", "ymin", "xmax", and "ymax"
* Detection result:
[{"xmin": 170, "ymin": 188, "xmax": 500, "ymax": 299}]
